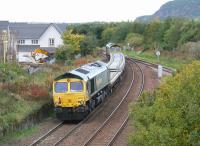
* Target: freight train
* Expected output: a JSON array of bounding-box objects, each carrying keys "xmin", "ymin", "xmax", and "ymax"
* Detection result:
[{"xmin": 53, "ymin": 44, "xmax": 125, "ymax": 121}]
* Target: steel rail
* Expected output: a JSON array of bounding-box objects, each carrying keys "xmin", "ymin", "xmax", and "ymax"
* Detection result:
[
  {"xmin": 30, "ymin": 96, "xmax": 113, "ymax": 146},
  {"xmin": 28, "ymin": 122, "xmax": 63, "ymax": 146},
  {"xmin": 83, "ymin": 59, "xmax": 135, "ymax": 146},
  {"xmin": 52, "ymin": 97, "xmax": 112, "ymax": 146},
  {"xmin": 132, "ymin": 58, "xmax": 174, "ymax": 74},
  {"xmin": 52, "ymin": 54, "xmax": 127, "ymax": 146},
  {"xmin": 28, "ymin": 52, "xmax": 108, "ymax": 146},
  {"xmin": 107, "ymin": 57, "xmax": 174, "ymax": 146},
  {"xmin": 29, "ymin": 52, "xmax": 126, "ymax": 146},
  {"xmin": 106, "ymin": 58, "xmax": 145, "ymax": 146}
]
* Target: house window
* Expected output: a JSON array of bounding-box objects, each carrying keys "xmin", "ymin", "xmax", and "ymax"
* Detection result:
[
  {"xmin": 18, "ymin": 40, "xmax": 25, "ymax": 44},
  {"xmin": 49, "ymin": 38, "xmax": 55, "ymax": 46},
  {"xmin": 32, "ymin": 40, "xmax": 38, "ymax": 44}
]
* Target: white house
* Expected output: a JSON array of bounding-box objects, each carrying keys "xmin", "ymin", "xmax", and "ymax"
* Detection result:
[
  {"xmin": 0, "ymin": 21, "xmax": 67, "ymax": 61},
  {"xmin": 12, "ymin": 23, "xmax": 67, "ymax": 53}
]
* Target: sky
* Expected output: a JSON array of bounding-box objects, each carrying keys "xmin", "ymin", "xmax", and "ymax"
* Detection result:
[{"xmin": 0, "ymin": 0, "xmax": 172, "ymax": 23}]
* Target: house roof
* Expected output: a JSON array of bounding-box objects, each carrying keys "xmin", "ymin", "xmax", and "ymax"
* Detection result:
[
  {"xmin": 10, "ymin": 23, "xmax": 49, "ymax": 39},
  {"xmin": 18, "ymin": 45, "xmax": 57, "ymax": 53},
  {"xmin": 0, "ymin": 21, "xmax": 9, "ymax": 30},
  {"xmin": 0, "ymin": 21, "xmax": 67, "ymax": 39},
  {"xmin": 18, "ymin": 45, "xmax": 40, "ymax": 52},
  {"xmin": 55, "ymin": 23, "xmax": 68, "ymax": 33}
]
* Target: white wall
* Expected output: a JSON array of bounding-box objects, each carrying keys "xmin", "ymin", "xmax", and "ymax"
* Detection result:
[{"xmin": 39, "ymin": 24, "xmax": 63, "ymax": 48}]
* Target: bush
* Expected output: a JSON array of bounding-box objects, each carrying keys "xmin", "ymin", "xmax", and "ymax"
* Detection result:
[
  {"xmin": 74, "ymin": 58, "xmax": 87, "ymax": 66},
  {"xmin": 0, "ymin": 63, "xmax": 27, "ymax": 82},
  {"xmin": 129, "ymin": 61, "xmax": 200, "ymax": 146},
  {"xmin": 125, "ymin": 33, "xmax": 144, "ymax": 48},
  {"xmin": 29, "ymin": 85, "xmax": 49, "ymax": 100}
]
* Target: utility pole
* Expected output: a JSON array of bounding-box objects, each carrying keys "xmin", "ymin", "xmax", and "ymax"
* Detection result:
[{"xmin": 2, "ymin": 30, "xmax": 8, "ymax": 63}]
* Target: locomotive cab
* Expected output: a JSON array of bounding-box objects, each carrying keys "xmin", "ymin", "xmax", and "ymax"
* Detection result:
[
  {"xmin": 53, "ymin": 76, "xmax": 90, "ymax": 120},
  {"xmin": 53, "ymin": 78, "xmax": 88, "ymax": 108},
  {"xmin": 53, "ymin": 61, "xmax": 110, "ymax": 121}
]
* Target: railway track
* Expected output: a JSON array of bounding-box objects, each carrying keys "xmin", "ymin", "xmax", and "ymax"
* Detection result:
[
  {"xmin": 51, "ymin": 95, "xmax": 119, "ymax": 146},
  {"xmin": 107, "ymin": 58, "xmax": 174, "ymax": 146},
  {"xmin": 29, "ymin": 58, "xmax": 144, "ymax": 146},
  {"xmin": 28, "ymin": 57, "xmax": 172, "ymax": 146},
  {"xmin": 27, "ymin": 53, "xmax": 113, "ymax": 146},
  {"xmin": 106, "ymin": 58, "xmax": 145, "ymax": 146},
  {"xmin": 28, "ymin": 62, "xmax": 129, "ymax": 146},
  {"xmin": 52, "ymin": 62, "xmax": 132, "ymax": 146},
  {"xmin": 82, "ymin": 58, "xmax": 144, "ymax": 146},
  {"xmin": 41, "ymin": 58, "xmax": 133, "ymax": 145},
  {"xmin": 132, "ymin": 58, "xmax": 174, "ymax": 74},
  {"xmin": 28, "ymin": 122, "xmax": 64, "ymax": 146},
  {"xmin": 28, "ymin": 92, "xmax": 121, "ymax": 146}
]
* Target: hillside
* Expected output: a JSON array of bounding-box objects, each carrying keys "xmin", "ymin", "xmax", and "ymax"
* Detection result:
[{"xmin": 136, "ymin": 0, "xmax": 200, "ymax": 22}]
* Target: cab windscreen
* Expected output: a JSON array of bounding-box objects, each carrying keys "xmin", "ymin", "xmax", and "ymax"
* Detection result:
[
  {"xmin": 70, "ymin": 82, "xmax": 83, "ymax": 92},
  {"xmin": 55, "ymin": 82, "xmax": 68, "ymax": 93}
]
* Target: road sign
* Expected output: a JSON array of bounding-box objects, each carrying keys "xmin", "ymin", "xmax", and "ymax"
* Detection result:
[
  {"xmin": 156, "ymin": 51, "xmax": 160, "ymax": 62},
  {"xmin": 156, "ymin": 51, "xmax": 160, "ymax": 56}
]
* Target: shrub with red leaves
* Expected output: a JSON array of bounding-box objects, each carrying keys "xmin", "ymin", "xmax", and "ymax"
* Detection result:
[
  {"xmin": 74, "ymin": 58, "xmax": 87, "ymax": 66},
  {"xmin": 29, "ymin": 85, "xmax": 49, "ymax": 100},
  {"xmin": 0, "ymin": 83, "xmax": 49, "ymax": 100}
]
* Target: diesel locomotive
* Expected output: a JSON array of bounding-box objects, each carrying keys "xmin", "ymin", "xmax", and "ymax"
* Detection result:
[
  {"xmin": 53, "ymin": 44, "xmax": 125, "ymax": 121},
  {"xmin": 53, "ymin": 61, "xmax": 110, "ymax": 120}
]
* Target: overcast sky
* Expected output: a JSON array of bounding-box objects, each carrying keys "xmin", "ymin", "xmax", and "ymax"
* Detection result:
[{"xmin": 0, "ymin": 0, "xmax": 172, "ymax": 23}]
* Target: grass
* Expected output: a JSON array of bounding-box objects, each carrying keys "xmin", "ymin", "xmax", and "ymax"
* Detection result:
[
  {"xmin": 0, "ymin": 124, "xmax": 38, "ymax": 146},
  {"xmin": 0, "ymin": 89, "xmax": 51, "ymax": 145},
  {"xmin": 123, "ymin": 50, "xmax": 191, "ymax": 70},
  {"xmin": 0, "ymin": 62, "xmax": 51, "ymax": 145},
  {"xmin": 0, "ymin": 54, "xmax": 100, "ymax": 144},
  {"xmin": 0, "ymin": 90, "xmax": 49, "ymax": 129}
]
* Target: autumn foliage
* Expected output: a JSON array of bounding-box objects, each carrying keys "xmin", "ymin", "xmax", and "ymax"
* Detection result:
[{"xmin": 129, "ymin": 61, "xmax": 200, "ymax": 146}]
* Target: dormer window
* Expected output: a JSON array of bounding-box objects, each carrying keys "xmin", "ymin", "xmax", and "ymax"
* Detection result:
[
  {"xmin": 32, "ymin": 40, "xmax": 38, "ymax": 44},
  {"xmin": 49, "ymin": 38, "xmax": 55, "ymax": 46},
  {"xmin": 18, "ymin": 40, "xmax": 25, "ymax": 44}
]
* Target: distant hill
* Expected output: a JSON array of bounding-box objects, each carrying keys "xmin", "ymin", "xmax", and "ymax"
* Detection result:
[{"xmin": 136, "ymin": 0, "xmax": 200, "ymax": 22}]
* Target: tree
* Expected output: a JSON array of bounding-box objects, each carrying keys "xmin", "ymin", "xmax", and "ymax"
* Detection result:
[
  {"xmin": 80, "ymin": 35, "xmax": 98, "ymax": 56},
  {"xmin": 56, "ymin": 30, "xmax": 85, "ymax": 61},
  {"xmin": 62, "ymin": 29, "xmax": 85, "ymax": 52},
  {"xmin": 101, "ymin": 27, "xmax": 117, "ymax": 44},
  {"xmin": 143, "ymin": 21, "xmax": 166, "ymax": 49},
  {"xmin": 129, "ymin": 61, "xmax": 200, "ymax": 146},
  {"xmin": 178, "ymin": 20, "xmax": 197, "ymax": 45},
  {"xmin": 113, "ymin": 22, "xmax": 132, "ymax": 43},
  {"xmin": 131, "ymin": 22, "xmax": 146, "ymax": 35},
  {"xmin": 125, "ymin": 33, "xmax": 143, "ymax": 48},
  {"xmin": 163, "ymin": 20, "xmax": 182, "ymax": 50}
]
